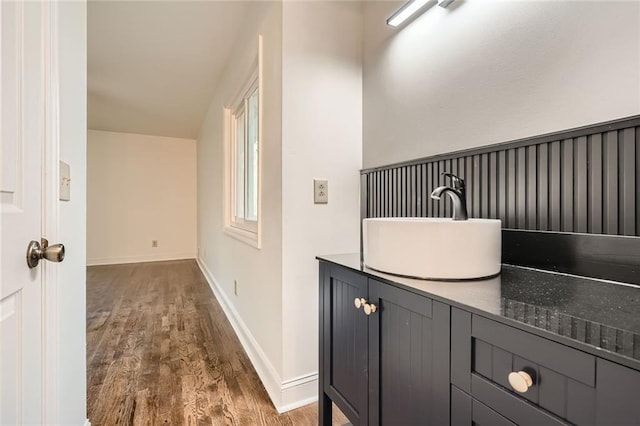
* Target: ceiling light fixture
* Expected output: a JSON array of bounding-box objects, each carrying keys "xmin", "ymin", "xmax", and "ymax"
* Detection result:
[
  {"xmin": 387, "ymin": 0, "xmax": 454, "ymax": 28},
  {"xmin": 386, "ymin": 0, "xmax": 430, "ymax": 28}
]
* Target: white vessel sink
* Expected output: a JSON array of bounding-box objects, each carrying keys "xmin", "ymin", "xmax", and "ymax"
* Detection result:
[{"xmin": 363, "ymin": 217, "xmax": 502, "ymax": 280}]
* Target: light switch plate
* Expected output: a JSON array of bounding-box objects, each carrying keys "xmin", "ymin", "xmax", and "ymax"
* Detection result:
[
  {"xmin": 60, "ymin": 161, "xmax": 70, "ymax": 201},
  {"xmin": 314, "ymin": 179, "xmax": 328, "ymax": 204}
]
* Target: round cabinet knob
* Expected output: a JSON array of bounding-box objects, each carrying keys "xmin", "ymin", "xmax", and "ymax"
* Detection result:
[
  {"xmin": 508, "ymin": 371, "xmax": 534, "ymax": 393},
  {"xmin": 354, "ymin": 298, "xmax": 366, "ymax": 309},
  {"xmin": 363, "ymin": 303, "xmax": 377, "ymax": 316}
]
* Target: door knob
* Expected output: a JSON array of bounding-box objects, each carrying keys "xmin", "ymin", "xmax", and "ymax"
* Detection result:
[
  {"xmin": 26, "ymin": 238, "xmax": 65, "ymax": 268},
  {"xmin": 354, "ymin": 298, "xmax": 366, "ymax": 309}
]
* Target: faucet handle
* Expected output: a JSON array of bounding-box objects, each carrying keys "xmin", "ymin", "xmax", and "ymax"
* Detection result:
[{"xmin": 441, "ymin": 172, "xmax": 465, "ymax": 190}]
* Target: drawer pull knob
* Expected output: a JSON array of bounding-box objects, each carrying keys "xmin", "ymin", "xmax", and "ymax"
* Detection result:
[
  {"xmin": 508, "ymin": 371, "xmax": 534, "ymax": 393},
  {"xmin": 354, "ymin": 298, "xmax": 366, "ymax": 309},
  {"xmin": 363, "ymin": 303, "xmax": 377, "ymax": 315}
]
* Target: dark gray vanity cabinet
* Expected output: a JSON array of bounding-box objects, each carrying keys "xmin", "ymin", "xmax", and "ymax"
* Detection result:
[
  {"xmin": 319, "ymin": 258, "xmax": 640, "ymax": 425},
  {"xmin": 319, "ymin": 262, "xmax": 451, "ymax": 426}
]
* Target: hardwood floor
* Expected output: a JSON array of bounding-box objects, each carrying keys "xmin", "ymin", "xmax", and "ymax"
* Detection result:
[{"xmin": 87, "ymin": 260, "xmax": 348, "ymax": 426}]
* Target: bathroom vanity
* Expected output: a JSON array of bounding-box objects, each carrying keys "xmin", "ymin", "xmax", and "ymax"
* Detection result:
[{"xmin": 318, "ymin": 254, "xmax": 640, "ymax": 426}]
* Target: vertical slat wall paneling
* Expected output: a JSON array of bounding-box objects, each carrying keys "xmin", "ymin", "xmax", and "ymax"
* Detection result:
[
  {"xmin": 507, "ymin": 150, "xmax": 517, "ymax": 228},
  {"xmin": 451, "ymin": 157, "xmax": 466, "ymax": 218},
  {"xmin": 384, "ymin": 169, "xmax": 388, "ymax": 216},
  {"xmin": 517, "ymin": 147, "xmax": 527, "ymax": 229},
  {"xmin": 376, "ymin": 172, "xmax": 380, "ymax": 218},
  {"xmin": 498, "ymin": 151, "xmax": 507, "ymax": 224},
  {"xmin": 418, "ymin": 164, "xmax": 429, "ymax": 216},
  {"xmin": 398, "ymin": 167, "xmax": 402, "ymax": 216},
  {"xmin": 370, "ymin": 173, "xmax": 375, "ymax": 217},
  {"xmin": 473, "ymin": 155, "xmax": 481, "ymax": 218},
  {"xmin": 368, "ymin": 174, "xmax": 373, "ymax": 217},
  {"xmin": 410, "ymin": 166, "xmax": 416, "ymax": 217},
  {"xmin": 637, "ymin": 127, "xmax": 640, "ymax": 236},
  {"xmin": 549, "ymin": 141, "xmax": 562, "ymax": 232},
  {"xmin": 391, "ymin": 168, "xmax": 397, "ymax": 217},
  {"xmin": 397, "ymin": 167, "xmax": 400, "ymax": 216},
  {"xmin": 418, "ymin": 164, "xmax": 428, "ymax": 216},
  {"xmin": 404, "ymin": 167, "xmax": 409, "ymax": 217},
  {"xmin": 388, "ymin": 169, "xmax": 392, "ymax": 216},
  {"xmin": 562, "ymin": 139, "xmax": 574, "ymax": 232},
  {"xmin": 437, "ymin": 159, "xmax": 443, "ymax": 216},
  {"xmin": 604, "ymin": 131, "xmax": 618, "ymax": 234},
  {"xmin": 481, "ymin": 154, "xmax": 489, "ymax": 218},
  {"xmin": 574, "ymin": 137, "xmax": 588, "ymax": 233},
  {"xmin": 620, "ymin": 128, "xmax": 635, "ymax": 235},
  {"xmin": 443, "ymin": 160, "xmax": 450, "ymax": 218},
  {"xmin": 416, "ymin": 165, "xmax": 421, "ymax": 216},
  {"xmin": 538, "ymin": 144, "xmax": 549, "ymax": 231},
  {"xmin": 377, "ymin": 171, "xmax": 381, "ymax": 216},
  {"xmin": 424, "ymin": 163, "xmax": 434, "ymax": 217},
  {"xmin": 527, "ymin": 146, "xmax": 537, "ymax": 230},
  {"xmin": 361, "ymin": 117, "xmax": 640, "ymax": 237},
  {"xmin": 401, "ymin": 167, "xmax": 404, "ymax": 216},
  {"xmin": 489, "ymin": 153, "xmax": 497, "ymax": 219},
  {"xmin": 396, "ymin": 168, "xmax": 401, "ymax": 217},
  {"xmin": 407, "ymin": 166, "xmax": 412, "ymax": 217},
  {"xmin": 375, "ymin": 172, "xmax": 379, "ymax": 217},
  {"xmin": 465, "ymin": 156, "xmax": 473, "ymax": 218},
  {"xmin": 589, "ymin": 134, "xmax": 603, "ymax": 233},
  {"xmin": 380, "ymin": 170, "xmax": 384, "ymax": 217}
]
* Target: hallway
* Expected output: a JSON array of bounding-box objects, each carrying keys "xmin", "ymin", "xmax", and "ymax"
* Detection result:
[{"xmin": 86, "ymin": 260, "xmax": 346, "ymax": 425}]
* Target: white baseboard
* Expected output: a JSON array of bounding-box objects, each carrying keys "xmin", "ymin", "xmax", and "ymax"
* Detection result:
[
  {"xmin": 84, "ymin": 419, "xmax": 91, "ymax": 426},
  {"xmin": 280, "ymin": 373, "xmax": 319, "ymax": 413},
  {"xmin": 196, "ymin": 258, "xmax": 318, "ymax": 413},
  {"xmin": 87, "ymin": 253, "xmax": 196, "ymax": 266}
]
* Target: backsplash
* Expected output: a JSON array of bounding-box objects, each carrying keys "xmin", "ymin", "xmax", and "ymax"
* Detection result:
[{"xmin": 361, "ymin": 115, "xmax": 640, "ymax": 284}]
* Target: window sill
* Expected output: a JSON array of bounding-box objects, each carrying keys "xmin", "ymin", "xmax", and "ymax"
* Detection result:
[{"xmin": 224, "ymin": 225, "xmax": 261, "ymax": 249}]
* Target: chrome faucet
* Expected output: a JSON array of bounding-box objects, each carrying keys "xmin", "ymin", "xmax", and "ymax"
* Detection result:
[{"xmin": 431, "ymin": 172, "xmax": 469, "ymax": 220}]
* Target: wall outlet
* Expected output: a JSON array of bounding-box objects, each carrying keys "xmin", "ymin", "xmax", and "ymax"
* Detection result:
[
  {"xmin": 152, "ymin": 240, "xmax": 158, "ymax": 248},
  {"xmin": 314, "ymin": 179, "xmax": 328, "ymax": 204},
  {"xmin": 234, "ymin": 280, "xmax": 238, "ymax": 296}
]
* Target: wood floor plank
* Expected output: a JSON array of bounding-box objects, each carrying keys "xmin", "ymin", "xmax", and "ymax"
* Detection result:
[{"xmin": 87, "ymin": 260, "xmax": 349, "ymax": 426}]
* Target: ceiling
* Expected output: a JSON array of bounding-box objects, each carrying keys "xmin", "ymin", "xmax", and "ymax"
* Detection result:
[{"xmin": 88, "ymin": 1, "xmax": 249, "ymax": 139}]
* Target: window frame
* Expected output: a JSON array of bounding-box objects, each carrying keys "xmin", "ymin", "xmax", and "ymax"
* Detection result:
[{"xmin": 224, "ymin": 41, "xmax": 262, "ymax": 248}]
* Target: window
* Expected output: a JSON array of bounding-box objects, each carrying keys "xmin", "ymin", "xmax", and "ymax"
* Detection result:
[
  {"xmin": 225, "ymin": 57, "xmax": 261, "ymax": 247},
  {"xmin": 233, "ymin": 83, "xmax": 259, "ymax": 227}
]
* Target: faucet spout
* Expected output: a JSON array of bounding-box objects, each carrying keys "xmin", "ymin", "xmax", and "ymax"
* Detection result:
[{"xmin": 431, "ymin": 172, "xmax": 469, "ymax": 220}]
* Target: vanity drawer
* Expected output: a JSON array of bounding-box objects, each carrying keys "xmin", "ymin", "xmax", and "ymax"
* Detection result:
[{"xmin": 452, "ymin": 309, "xmax": 596, "ymax": 424}]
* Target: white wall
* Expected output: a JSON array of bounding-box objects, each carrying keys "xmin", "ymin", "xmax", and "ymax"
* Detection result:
[
  {"xmin": 363, "ymin": 1, "xmax": 640, "ymax": 168},
  {"xmin": 197, "ymin": 0, "xmax": 285, "ymax": 407},
  {"xmin": 87, "ymin": 130, "xmax": 197, "ymax": 265},
  {"xmin": 281, "ymin": 0, "xmax": 362, "ymax": 388},
  {"xmin": 58, "ymin": 1, "xmax": 87, "ymax": 424},
  {"xmin": 196, "ymin": 1, "xmax": 362, "ymax": 412}
]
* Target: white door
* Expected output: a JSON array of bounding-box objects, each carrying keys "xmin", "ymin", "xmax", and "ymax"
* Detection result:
[{"xmin": 1, "ymin": 1, "xmax": 61, "ymax": 424}]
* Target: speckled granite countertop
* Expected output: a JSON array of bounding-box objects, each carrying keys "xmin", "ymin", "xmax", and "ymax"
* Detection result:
[{"xmin": 317, "ymin": 254, "xmax": 640, "ymax": 371}]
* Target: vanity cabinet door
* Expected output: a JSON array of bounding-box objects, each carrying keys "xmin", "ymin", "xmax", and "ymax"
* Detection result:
[
  {"xmin": 451, "ymin": 386, "xmax": 516, "ymax": 426},
  {"xmin": 368, "ymin": 280, "xmax": 450, "ymax": 426},
  {"xmin": 320, "ymin": 264, "xmax": 369, "ymax": 425}
]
